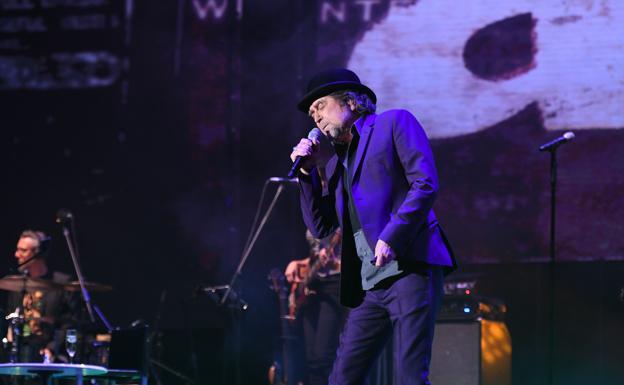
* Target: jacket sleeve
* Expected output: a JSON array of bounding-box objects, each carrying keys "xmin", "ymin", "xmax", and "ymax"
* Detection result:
[
  {"xmin": 378, "ymin": 110, "xmax": 439, "ymax": 256},
  {"xmin": 298, "ymin": 167, "xmax": 340, "ymax": 239}
]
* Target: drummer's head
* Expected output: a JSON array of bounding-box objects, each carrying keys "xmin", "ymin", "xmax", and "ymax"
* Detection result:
[{"xmin": 15, "ymin": 230, "xmax": 49, "ymax": 268}]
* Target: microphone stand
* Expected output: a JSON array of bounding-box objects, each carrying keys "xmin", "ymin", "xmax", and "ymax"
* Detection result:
[
  {"xmin": 221, "ymin": 181, "xmax": 285, "ymax": 306},
  {"xmin": 209, "ymin": 178, "xmax": 288, "ymax": 385},
  {"xmin": 7, "ymin": 272, "xmax": 29, "ymax": 363},
  {"xmin": 544, "ymin": 147, "xmax": 559, "ymax": 385},
  {"xmin": 59, "ymin": 220, "xmax": 113, "ymax": 333},
  {"xmin": 538, "ymin": 131, "xmax": 574, "ymax": 385}
]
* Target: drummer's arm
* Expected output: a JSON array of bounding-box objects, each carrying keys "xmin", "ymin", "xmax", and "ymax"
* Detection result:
[{"xmin": 5, "ymin": 307, "xmax": 20, "ymax": 342}]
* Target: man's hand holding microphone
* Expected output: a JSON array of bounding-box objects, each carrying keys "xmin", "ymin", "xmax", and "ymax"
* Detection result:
[{"xmin": 288, "ymin": 128, "xmax": 322, "ymax": 177}]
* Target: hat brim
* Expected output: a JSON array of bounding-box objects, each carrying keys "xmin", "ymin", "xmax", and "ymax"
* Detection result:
[{"xmin": 297, "ymin": 81, "xmax": 377, "ymax": 113}]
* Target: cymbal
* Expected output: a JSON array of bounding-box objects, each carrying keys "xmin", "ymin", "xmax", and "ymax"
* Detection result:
[
  {"xmin": 0, "ymin": 275, "xmax": 64, "ymax": 292},
  {"xmin": 63, "ymin": 281, "xmax": 113, "ymax": 292}
]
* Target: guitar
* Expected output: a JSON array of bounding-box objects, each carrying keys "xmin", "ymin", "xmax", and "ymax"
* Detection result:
[{"xmin": 288, "ymin": 230, "xmax": 342, "ymax": 318}]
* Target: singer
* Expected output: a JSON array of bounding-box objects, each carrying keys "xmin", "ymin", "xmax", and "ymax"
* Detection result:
[{"xmin": 289, "ymin": 68, "xmax": 456, "ymax": 385}]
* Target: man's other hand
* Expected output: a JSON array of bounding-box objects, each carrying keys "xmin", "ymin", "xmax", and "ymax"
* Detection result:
[{"xmin": 374, "ymin": 239, "xmax": 396, "ymax": 267}]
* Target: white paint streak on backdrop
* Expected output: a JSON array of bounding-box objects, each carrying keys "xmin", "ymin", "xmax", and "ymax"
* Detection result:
[{"xmin": 348, "ymin": 0, "xmax": 624, "ymax": 138}]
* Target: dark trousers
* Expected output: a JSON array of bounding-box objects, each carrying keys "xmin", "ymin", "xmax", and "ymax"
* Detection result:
[
  {"xmin": 302, "ymin": 275, "xmax": 348, "ymax": 385},
  {"xmin": 329, "ymin": 267, "xmax": 444, "ymax": 385}
]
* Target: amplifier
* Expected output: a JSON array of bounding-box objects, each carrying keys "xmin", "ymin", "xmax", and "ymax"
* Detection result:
[
  {"xmin": 431, "ymin": 319, "xmax": 511, "ymax": 385},
  {"xmin": 437, "ymin": 295, "xmax": 507, "ymax": 321}
]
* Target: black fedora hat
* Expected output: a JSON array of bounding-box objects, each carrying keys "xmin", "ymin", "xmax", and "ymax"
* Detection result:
[{"xmin": 297, "ymin": 68, "xmax": 377, "ymax": 113}]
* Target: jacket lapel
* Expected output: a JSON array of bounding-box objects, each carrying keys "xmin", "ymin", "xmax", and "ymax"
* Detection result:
[
  {"xmin": 324, "ymin": 155, "xmax": 338, "ymax": 179},
  {"xmin": 324, "ymin": 155, "xmax": 345, "ymax": 225},
  {"xmin": 351, "ymin": 114, "xmax": 375, "ymax": 185}
]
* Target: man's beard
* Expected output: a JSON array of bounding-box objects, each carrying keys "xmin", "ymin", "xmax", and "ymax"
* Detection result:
[{"xmin": 326, "ymin": 125, "xmax": 349, "ymax": 144}]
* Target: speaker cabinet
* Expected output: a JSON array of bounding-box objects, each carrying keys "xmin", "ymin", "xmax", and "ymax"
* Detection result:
[{"xmin": 430, "ymin": 320, "xmax": 511, "ymax": 385}]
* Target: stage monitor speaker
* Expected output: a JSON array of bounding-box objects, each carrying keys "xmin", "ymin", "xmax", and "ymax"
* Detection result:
[
  {"xmin": 430, "ymin": 320, "xmax": 511, "ymax": 385},
  {"xmin": 109, "ymin": 326, "xmax": 149, "ymax": 374}
]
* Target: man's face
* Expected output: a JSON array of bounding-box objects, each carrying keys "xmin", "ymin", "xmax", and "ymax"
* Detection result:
[
  {"xmin": 15, "ymin": 237, "xmax": 38, "ymax": 267},
  {"xmin": 309, "ymin": 95, "xmax": 357, "ymax": 143}
]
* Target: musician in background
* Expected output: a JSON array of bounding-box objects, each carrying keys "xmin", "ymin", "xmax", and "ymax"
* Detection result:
[
  {"xmin": 5, "ymin": 230, "xmax": 74, "ymax": 363},
  {"xmin": 284, "ymin": 229, "xmax": 347, "ymax": 385}
]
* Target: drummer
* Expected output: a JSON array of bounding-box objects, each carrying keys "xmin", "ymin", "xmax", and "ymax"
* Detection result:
[{"xmin": 5, "ymin": 230, "xmax": 75, "ymax": 363}]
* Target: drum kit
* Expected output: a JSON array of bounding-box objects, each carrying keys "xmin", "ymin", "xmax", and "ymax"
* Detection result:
[
  {"xmin": 0, "ymin": 274, "xmax": 113, "ymax": 365},
  {"xmin": 0, "ymin": 274, "xmax": 175, "ymax": 385},
  {"xmin": 0, "ymin": 275, "xmax": 112, "ymax": 294}
]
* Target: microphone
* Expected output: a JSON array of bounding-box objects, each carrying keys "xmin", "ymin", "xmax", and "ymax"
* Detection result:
[
  {"xmin": 56, "ymin": 209, "xmax": 73, "ymax": 223},
  {"xmin": 539, "ymin": 132, "xmax": 575, "ymax": 152},
  {"xmin": 288, "ymin": 128, "xmax": 322, "ymax": 178},
  {"xmin": 269, "ymin": 177, "xmax": 299, "ymax": 184}
]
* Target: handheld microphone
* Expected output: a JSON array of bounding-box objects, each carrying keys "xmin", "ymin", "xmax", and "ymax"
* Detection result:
[
  {"xmin": 288, "ymin": 128, "xmax": 322, "ymax": 178},
  {"xmin": 539, "ymin": 132, "xmax": 575, "ymax": 152}
]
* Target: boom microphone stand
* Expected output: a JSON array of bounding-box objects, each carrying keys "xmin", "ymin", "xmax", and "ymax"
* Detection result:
[
  {"xmin": 221, "ymin": 178, "xmax": 298, "ymax": 306},
  {"xmin": 538, "ymin": 132, "xmax": 575, "ymax": 385},
  {"xmin": 56, "ymin": 210, "xmax": 113, "ymax": 332},
  {"xmin": 198, "ymin": 177, "xmax": 296, "ymax": 385},
  {"xmin": 57, "ymin": 211, "xmax": 194, "ymax": 385}
]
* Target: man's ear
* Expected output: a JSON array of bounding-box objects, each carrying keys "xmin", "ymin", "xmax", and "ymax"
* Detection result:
[{"xmin": 347, "ymin": 98, "xmax": 357, "ymax": 112}]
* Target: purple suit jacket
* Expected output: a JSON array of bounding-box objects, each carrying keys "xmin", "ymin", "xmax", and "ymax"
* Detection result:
[{"xmin": 299, "ymin": 109, "xmax": 456, "ymax": 307}]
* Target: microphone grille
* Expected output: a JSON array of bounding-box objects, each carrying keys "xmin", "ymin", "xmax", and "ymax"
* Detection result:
[
  {"xmin": 308, "ymin": 127, "xmax": 322, "ymax": 141},
  {"xmin": 563, "ymin": 131, "xmax": 575, "ymax": 140}
]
